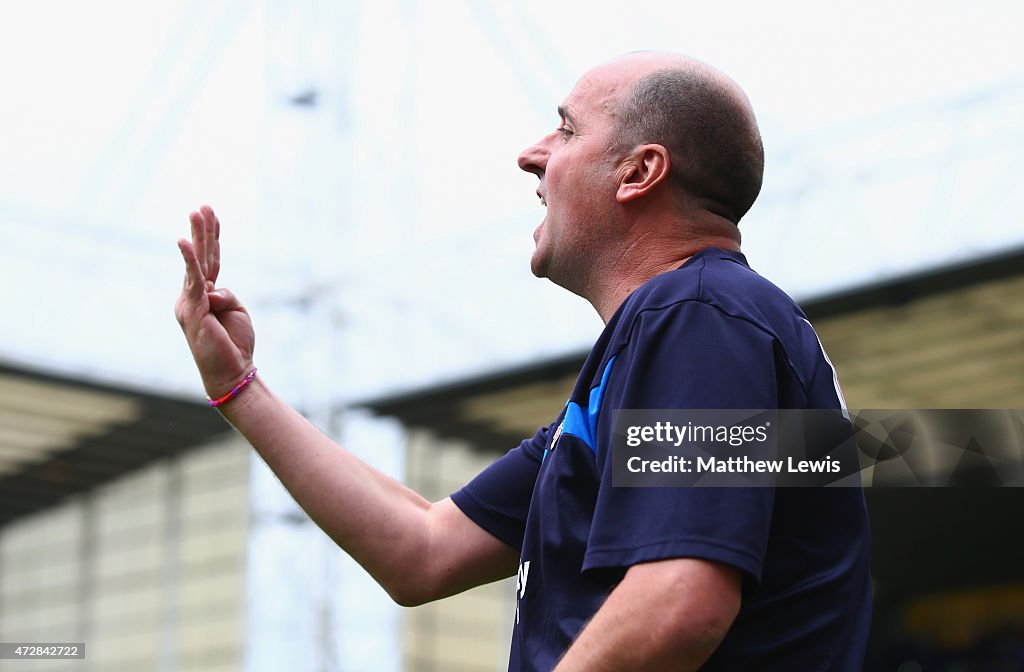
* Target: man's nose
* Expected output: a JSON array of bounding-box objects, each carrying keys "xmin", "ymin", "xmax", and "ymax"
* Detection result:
[{"xmin": 517, "ymin": 137, "xmax": 549, "ymax": 177}]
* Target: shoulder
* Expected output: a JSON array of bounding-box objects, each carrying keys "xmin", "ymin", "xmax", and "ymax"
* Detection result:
[
  {"xmin": 602, "ymin": 248, "xmax": 841, "ymax": 409},
  {"xmin": 612, "ymin": 248, "xmax": 803, "ymax": 349}
]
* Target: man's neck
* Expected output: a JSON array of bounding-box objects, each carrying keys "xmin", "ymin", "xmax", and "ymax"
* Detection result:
[{"xmin": 589, "ymin": 237, "xmax": 740, "ymax": 323}]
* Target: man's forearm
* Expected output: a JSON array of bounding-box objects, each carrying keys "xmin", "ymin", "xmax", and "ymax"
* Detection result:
[
  {"xmin": 554, "ymin": 558, "xmax": 741, "ymax": 672},
  {"xmin": 218, "ymin": 377, "xmax": 517, "ymax": 605},
  {"xmin": 174, "ymin": 207, "xmax": 517, "ymax": 605}
]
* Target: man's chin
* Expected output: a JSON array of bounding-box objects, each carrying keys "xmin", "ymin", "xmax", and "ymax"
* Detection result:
[{"xmin": 529, "ymin": 253, "xmax": 549, "ymax": 279}]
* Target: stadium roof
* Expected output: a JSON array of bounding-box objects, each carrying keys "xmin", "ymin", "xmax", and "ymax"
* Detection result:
[{"xmin": 0, "ymin": 364, "xmax": 232, "ymax": 527}]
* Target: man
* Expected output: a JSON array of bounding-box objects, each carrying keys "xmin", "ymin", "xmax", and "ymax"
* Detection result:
[{"xmin": 176, "ymin": 52, "xmax": 872, "ymax": 671}]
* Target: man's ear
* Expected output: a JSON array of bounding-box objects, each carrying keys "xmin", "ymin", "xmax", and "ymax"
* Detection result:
[{"xmin": 616, "ymin": 144, "xmax": 670, "ymax": 203}]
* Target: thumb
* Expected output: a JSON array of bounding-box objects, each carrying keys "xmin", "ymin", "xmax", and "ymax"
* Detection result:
[{"xmin": 208, "ymin": 287, "xmax": 247, "ymax": 313}]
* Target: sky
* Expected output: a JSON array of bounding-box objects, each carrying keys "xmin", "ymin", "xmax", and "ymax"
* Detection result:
[{"xmin": 0, "ymin": 0, "xmax": 1021, "ymax": 403}]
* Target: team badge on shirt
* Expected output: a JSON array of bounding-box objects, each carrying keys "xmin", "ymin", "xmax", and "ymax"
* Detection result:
[{"xmin": 543, "ymin": 419, "xmax": 564, "ymax": 463}]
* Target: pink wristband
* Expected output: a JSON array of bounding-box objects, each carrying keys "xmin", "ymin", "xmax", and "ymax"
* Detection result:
[{"xmin": 208, "ymin": 368, "xmax": 257, "ymax": 407}]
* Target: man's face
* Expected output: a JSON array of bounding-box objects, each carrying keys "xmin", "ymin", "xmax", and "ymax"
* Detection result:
[{"xmin": 517, "ymin": 65, "xmax": 627, "ymax": 290}]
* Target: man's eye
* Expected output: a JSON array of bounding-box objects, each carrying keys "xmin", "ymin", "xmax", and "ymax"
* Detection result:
[{"xmin": 557, "ymin": 126, "xmax": 574, "ymax": 138}]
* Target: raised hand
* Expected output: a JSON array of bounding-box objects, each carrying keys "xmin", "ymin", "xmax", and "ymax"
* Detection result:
[{"xmin": 175, "ymin": 205, "xmax": 255, "ymax": 399}]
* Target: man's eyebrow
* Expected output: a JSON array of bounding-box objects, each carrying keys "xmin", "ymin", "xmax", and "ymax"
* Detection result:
[{"xmin": 557, "ymin": 105, "xmax": 577, "ymax": 126}]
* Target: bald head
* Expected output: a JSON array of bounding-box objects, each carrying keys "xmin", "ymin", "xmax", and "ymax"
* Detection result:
[{"xmin": 607, "ymin": 53, "xmax": 764, "ymax": 225}]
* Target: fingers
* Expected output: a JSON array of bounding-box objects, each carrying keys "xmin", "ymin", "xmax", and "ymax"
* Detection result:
[
  {"xmin": 190, "ymin": 205, "xmax": 222, "ymax": 287},
  {"xmin": 203, "ymin": 205, "xmax": 221, "ymax": 286},
  {"xmin": 178, "ymin": 206, "xmax": 227, "ymax": 330},
  {"xmin": 190, "ymin": 210, "xmax": 208, "ymax": 280},
  {"xmin": 177, "ymin": 238, "xmax": 206, "ymax": 304}
]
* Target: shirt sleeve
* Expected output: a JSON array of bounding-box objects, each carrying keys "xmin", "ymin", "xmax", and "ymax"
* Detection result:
[
  {"xmin": 583, "ymin": 301, "xmax": 780, "ymax": 584},
  {"xmin": 450, "ymin": 422, "xmax": 552, "ymax": 552}
]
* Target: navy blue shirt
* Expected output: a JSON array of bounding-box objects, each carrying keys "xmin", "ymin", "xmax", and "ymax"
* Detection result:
[{"xmin": 452, "ymin": 248, "xmax": 872, "ymax": 671}]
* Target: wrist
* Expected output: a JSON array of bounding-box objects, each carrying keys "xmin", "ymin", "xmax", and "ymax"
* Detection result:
[{"xmin": 207, "ymin": 367, "xmax": 258, "ymax": 408}]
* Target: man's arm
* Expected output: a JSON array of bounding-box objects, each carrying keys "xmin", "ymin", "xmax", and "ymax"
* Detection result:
[
  {"xmin": 175, "ymin": 206, "xmax": 519, "ymax": 605},
  {"xmin": 554, "ymin": 558, "xmax": 742, "ymax": 671}
]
